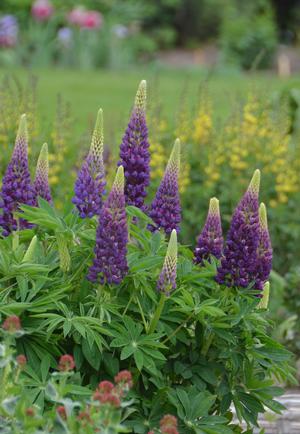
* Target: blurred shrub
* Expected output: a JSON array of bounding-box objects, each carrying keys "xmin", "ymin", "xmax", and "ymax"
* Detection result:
[{"xmin": 220, "ymin": 0, "xmax": 278, "ymax": 69}]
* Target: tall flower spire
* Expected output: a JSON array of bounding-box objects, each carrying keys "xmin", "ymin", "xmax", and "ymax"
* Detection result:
[
  {"xmin": 34, "ymin": 143, "xmax": 52, "ymax": 203},
  {"xmin": 87, "ymin": 166, "xmax": 128, "ymax": 285},
  {"xmin": 149, "ymin": 139, "xmax": 181, "ymax": 234},
  {"xmin": 72, "ymin": 108, "xmax": 106, "ymax": 218},
  {"xmin": 255, "ymin": 203, "xmax": 272, "ymax": 290},
  {"xmin": 194, "ymin": 197, "xmax": 223, "ymax": 265},
  {"xmin": 0, "ymin": 114, "xmax": 35, "ymax": 236},
  {"xmin": 216, "ymin": 170, "xmax": 260, "ymax": 288},
  {"xmin": 157, "ymin": 229, "xmax": 178, "ymax": 295},
  {"xmin": 118, "ymin": 80, "xmax": 150, "ymax": 210}
]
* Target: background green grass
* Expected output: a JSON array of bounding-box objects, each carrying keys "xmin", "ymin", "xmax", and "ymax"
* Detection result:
[{"xmin": 4, "ymin": 66, "xmax": 300, "ymax": 139}]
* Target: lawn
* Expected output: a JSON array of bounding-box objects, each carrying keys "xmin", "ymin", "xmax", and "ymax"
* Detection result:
[{"xmin": 3, "ymin": 66, "xmax": 300, "ymax": 136}]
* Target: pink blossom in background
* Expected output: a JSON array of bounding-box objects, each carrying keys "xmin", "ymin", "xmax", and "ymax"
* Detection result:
[
  {"xmin": 67, "ymin": 7, "xmax": 103, "ymax": 30},
  {"xmin": 31, "ymin": 0, "xmax": 54, "ymax": 22}
]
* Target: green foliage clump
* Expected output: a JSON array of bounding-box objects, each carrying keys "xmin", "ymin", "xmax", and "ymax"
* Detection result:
[{"xmin": 0, "ymin": 199, "xmax": 295, "ymax": 433}]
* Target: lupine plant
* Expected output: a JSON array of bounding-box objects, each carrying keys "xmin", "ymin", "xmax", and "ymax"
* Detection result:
[{"xmin": 0, "ymin": 82, "xmax": 296, "ymax": 434}]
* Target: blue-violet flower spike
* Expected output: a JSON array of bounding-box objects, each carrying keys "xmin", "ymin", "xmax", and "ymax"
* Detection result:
[
  {"xmin": 157, "ymin": 229, "xmax": 178, "ymax": 295},
  {"xmin": 34, "ymin": 143, "xmax": 52, "ymax": 204},
  {"xmin": 118, "ymin": 80, "xmax": 150, "ymax": 210},
  {"xmin": 72, "ymin": 108, "xmax": 106, "ymax": 218},
  {"xmin": 194, "ymin": 197, "xmax": 223, "ymax": 265},
  {"xmin": 0, "ymin": 114, "xmax": 35, "ymax": 236},
  {"xmin": 216, "ymin": 169, "xmax": 260, "ymax": 288},
  {"xmin": 149, "ymin": 138, "xmax": 181, "ymax": 234},
  {"xmin": 87, "ymin": 166, "xmax": 128, "ymax": 285}
]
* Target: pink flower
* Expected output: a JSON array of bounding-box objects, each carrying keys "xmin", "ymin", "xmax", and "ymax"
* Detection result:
[
  {"xmin": 67, "ymin": 7, "xmax": 103, "ymax": 30},
  {"xmin": 2, "ymin": 315, "xmax": 21, "ymax": 332},
  {"xmin": 58, "ymin": 354, "xmax": 75, "ymax": 372},
  {"xmin": 16, "ymin": 354, "xmax": 27, "ymax": 367},
  {"xmin": 81, "ymin": 10, "xmax": 102, "ymax": 29},
  {"xmin": 31, "ymin": 0, "xmax": 54, "ymax": 22}
]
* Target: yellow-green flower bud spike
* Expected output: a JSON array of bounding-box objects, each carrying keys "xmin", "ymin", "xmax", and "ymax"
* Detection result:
[
  {"xmin": 209, "ymin": 197, "xmax": 220, "ymax": 217},
  {"xmin": 166, "ymin": 138, "xmax": 181, "ymax": 179},
  {"xmin": 258, "ymin": 281, "xmax": 270, "ymax": 309},
  {"xmin": 259, "ymin": 202, "xmax": 268, "ymax": 230},
  {"xmin": 134, "ymin": 80, "xmax": 147, "ymax": 113},
  {"xmin": 56, "ymin": 232, "xmax": 71, "ymax": 272},
  {"xmin": 247, "ymin": 169, "xmax": 260, "ymax": 196},
  {"xmin": 90, "ymin": 108, "xmax": 104, "ymax": 169},
  {"xmin": 157, "ymin": 229, "xmax": 178, "ymax": 294},
  {"xmin": 113, "ymin": 165, "xmax": 125, "ymax": 194},
  {"xmin": 36, "ymin": 143, "xmax": 49, "ymax": 179},
  {"xmin": 14, "ymin": 113, "xmax": 29, "ymax": 158},
  {"xmin": 22, "ymin": 235, "xmax": 38, "ymax": 262}
]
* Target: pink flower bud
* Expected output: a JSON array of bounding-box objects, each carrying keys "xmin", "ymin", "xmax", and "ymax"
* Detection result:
[{"xmin": 31, "ymin": 0, "xmax": 54, "ymax": 22}]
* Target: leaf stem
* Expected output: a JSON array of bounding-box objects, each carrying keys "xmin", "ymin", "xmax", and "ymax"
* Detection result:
[
  {"xmin": 136, "ymin": 296, "xmax": 148, "ymax": 332},
  {"xmin": 162, "ymin": 311, "xmax": 194, "ymax": 344},
  {"xmin": 148, "ymin": 293, "xmax": 166, "ymax": 334}
]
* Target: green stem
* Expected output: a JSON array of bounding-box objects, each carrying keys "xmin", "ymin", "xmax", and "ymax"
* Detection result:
[
  {"xmin": 162, "ymin": 311, "xmax": 194, "ymax": 345},
  {"xmin": 148, "ymin": 294, "xmax": 166, "ymax": 334},
  {"xmin": 201, "ymin": 331, "xmax": 214, "ymax": 356},
  {"xmin": 136, "ymin": 296, "xmax": 148, "ymax": 332},
  {"xmin": 123, "ymin": 294, "xmax": 133, "ymax": 317},
  {"xmin": 12, "ymin": 217, "xmax": 19, "ymax": 251}
]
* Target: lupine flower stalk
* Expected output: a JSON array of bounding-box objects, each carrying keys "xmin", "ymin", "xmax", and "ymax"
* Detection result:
[
  {"xmin": 255, "ymin": 203, "xmax": 272, "ymax": 290},
  {"xmin": 88, "ymin": 166, "xmax": 128, "ymax": 285},
  {"xmin": 149, "ymin": 139, "xmax": 181, "ymax": 234},
  {"xmin": 157, "ymin": 229, "xmax": 178, "ymax": 295},
  {"xmin": 149, "ymin": 230, "xmax": 178, "ymax": 334},
  {"xmin": 34, "ymin": 143, "xmax": 52, "ymax": 203},
  {"xmin": 73, "ymin": 109, "xmax": 106, "ymax": 218},
  {"xmin": 194, "ymin": 197, "xmax": 223, "ymax": 265},
  {"xmin": 119, "ymin": 80, "xmax": 150, "ymax": 210},
  {"xmin": 216, "ymin": 169, "xmax": 260, "ymax": 288},
  {"xmin": 0, "ymin": 114, "xmax": 35, "ymax": 236}
]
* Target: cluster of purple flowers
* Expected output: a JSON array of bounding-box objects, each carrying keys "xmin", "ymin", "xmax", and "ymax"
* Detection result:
[
  {"xmin": 72, "ymin": 109, "xmax": 106, "ymax": 218},
  {"xmin": 118, "ymin": 80, "xmax": 150, "ymax": 211},
  {"xmin": 0, "ymin": 115, "xmax": 52, "ymax": 236},
  {"xmin": 0, "ymin": 81, "xmax": 273, "ymax": 295}
]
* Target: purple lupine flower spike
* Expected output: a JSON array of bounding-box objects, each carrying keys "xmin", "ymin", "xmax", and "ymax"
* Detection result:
[
  {"xmin": 72, "ymin": 108, "xmax": 106, "ymax": 218},
  {"xmin": 255, "ymin": 203, "xmax": 272, "ymax": 290},
  {"xmin": 216, "ymin": 169, "xmax": 261, "ymax": 288},
  {"xmin": 157, "ymin": 229, "xmax": 178, "ymax": 295},
  {"xmin": 194, "ymin": 197, "xmax": 223, "ymax": 265},
  {"xmin": 118, "ymin": 80, "xmax": 150, "ymax": 210},
  {"xmin": 87, "ymin": 166, "xmax": 128, "ymax": 285},
  {"xmin": 149, "ymin": 138, "xmax": 181, "ymax": 234},
  {"xmin": 0, "ymin": 114, "xmax": 35, "ymax": 236},
  {"xmin": 34, "ymin": 143, "xmax": 52, "ymax": 204}
]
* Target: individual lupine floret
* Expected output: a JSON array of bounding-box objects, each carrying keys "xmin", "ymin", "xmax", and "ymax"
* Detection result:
[
  {"xmin": 0, "ymin": 114, "xmax": 35, "ymax": 236},
  {"xmin": 72, "ymin": 109, "xmax": 106, "ymax": 218},
  {"xmin": 118, "ymin": 80, "xmax": 150, "ymax": 210},
  {"xmin": 157, "ymin": 229, "xmax": 178, "ymax": 295},
  {"xmin": 216, "ymin": 169, "xmax": 260, "ymax": 288},
  {"xmin": 194, "ymin": 197, "xmax": 223, "ymax": 265},
  {"xmin": 255, "ymin": 203, "xmax": 272, "ymax": 290},
  {"xmin": 87, "ymin": 166, "xmax": 128, "ymax": 285},
  {"xmin": 34, "ymin": 143, "xmax": 52, "ymax": 203},
  {"xmin": 149, "ymin": 139, "xmax": 181, "ymax": 234}
]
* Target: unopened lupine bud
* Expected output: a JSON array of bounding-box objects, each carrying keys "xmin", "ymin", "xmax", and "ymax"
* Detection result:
[
  {"xmin": 255, "ymin": 203, "xmax": 272, "ymax": 290},
  {"xmin": 149, "ymin": 139, "xmax": 181, "ymax": 234},
  {"xmin": 22, "ymin": 235, "xmax": 38, "ymax": 262},
  {"xmin": 73, "ymin": 109, "xmax": 106, "ymax": 218},
  {"xmin": 34, "ymin": 143, "xmax": 52, "ymax": 203},
  {"xmin": 258, "ymin": 281, "xmax": 270, "ymax": 309},
  {"xmin": 157, "ymin": 229, "xmax": 178, "ymax": 295},
  {"xmin": 216, "ymin": 170, "xmax": 260, "ymax": 288},
  {"xmin": 194, "ymin": 197, "xmax": 223, "ymax": 265},
  {"xmin": 118, "ymin": 80, "xmax": 150, "ymax": 210},
  {"xmin": 87, "ymin": 166, "xmax": 128, "ymax": 284},
  {"xmin": 56, "ymin": 232, "xmax": 71, "ymax": 272},
  {"xmin": 0, "ymin": 114, "xmax": 35, "ymax": 236}
]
